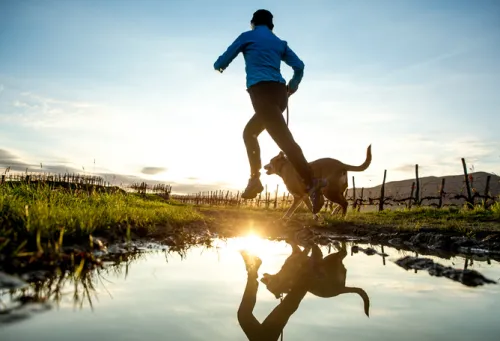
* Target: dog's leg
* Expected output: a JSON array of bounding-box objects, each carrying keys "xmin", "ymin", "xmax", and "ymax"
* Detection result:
[
  {"xmin": 287, "ymin": 240, "xmax": 302, "ymax": 254},
  {"xmin": 282, "ymin": 195, "xmax": 303, "ymax": 220},
  {"xmin": 301, "ymin": 196, "xmax": 319, "ymax": 220},
  {"xmin": 310, "ymin": 243, "xmax": 324, "ymax": 262},
  {"xmin": 278, "ymin": 201, "xmax": 297, "ymax": 222}
]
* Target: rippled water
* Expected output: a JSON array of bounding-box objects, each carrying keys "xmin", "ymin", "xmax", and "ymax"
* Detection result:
[{"xmin": 1, "ymin": 235, "xmax": 500, "ymax": 341}]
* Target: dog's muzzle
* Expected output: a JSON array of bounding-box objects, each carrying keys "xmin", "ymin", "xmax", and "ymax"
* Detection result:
[{"xmin": 263, "ymin": 163, "xmax": 274, "ymax": 175}]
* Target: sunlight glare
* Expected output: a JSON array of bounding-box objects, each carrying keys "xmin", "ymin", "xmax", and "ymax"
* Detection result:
[{"xmin": 218, "ymin": 230, "xmax": 286, "ymax": 262}]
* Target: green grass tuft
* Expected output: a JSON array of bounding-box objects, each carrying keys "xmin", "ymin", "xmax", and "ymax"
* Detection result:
[{"xmin": 0, "ymin": 183, "xmax": 205, "ymax": 254}]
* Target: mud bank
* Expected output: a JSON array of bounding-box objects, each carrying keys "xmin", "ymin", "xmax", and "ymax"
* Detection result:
[
  {"xmin": 305, "ymin": 223, "xmax": 500, "ymax": 262},
  {"xmin": 199, "ymin": 207, "xmax": 500, "ymax": 259}
]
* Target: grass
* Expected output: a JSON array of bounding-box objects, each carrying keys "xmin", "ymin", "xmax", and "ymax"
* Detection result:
[
  {"xmin": 0, "ymin": 183, "xmax": 205, "ymax": 256},
  {"xmin": 196, "ymin": 201, "xmax": 500, "ymax": 234},
  {"xmin": 324, "ymin": 203, "xmax": 500, "ymax": 232},
  {"xmin": 1, "ymin": 182, "xmax": 499, "ymax": 259}
]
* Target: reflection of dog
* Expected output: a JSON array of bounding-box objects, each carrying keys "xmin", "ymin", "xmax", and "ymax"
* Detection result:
[
  {"xmin": 263, "ymin": 145, "xmax": 372, "ymax": 220},
  {"xmin": 260, "ymin": 241, "xmax": 370, "ymax": 317}
]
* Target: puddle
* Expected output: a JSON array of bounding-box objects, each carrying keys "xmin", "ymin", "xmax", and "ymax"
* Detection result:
[{"xmin": 1, "ymin": 234, "xmax": 500, "ymax": 341}]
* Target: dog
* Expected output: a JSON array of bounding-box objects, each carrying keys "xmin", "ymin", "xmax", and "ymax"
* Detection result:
[
  {"xmin": 260, "ymin": 240, "xmax": 370, "ymax": 317},
  {"xmin": 263, "ymin": 145, "xmax": 372, "ymax": 220}
]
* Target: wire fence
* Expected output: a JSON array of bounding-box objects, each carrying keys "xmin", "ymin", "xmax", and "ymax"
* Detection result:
[
  {"xmin": 1, "ymin": 158, "xmax": 498, "ymax": 212},
  {"xmin": 0, "ymin": 172, "xmax": 172, "ymax": 197},
  {"xmin": 171, "ymin": 158, "xmax": 500, "ymax": 212}
]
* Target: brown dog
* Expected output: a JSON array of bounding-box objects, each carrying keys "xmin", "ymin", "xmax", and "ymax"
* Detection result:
[
  {"xmin": 260, "ymin": 240, "xmax": 370, "ymax": 317},
  {"xmin": 263, "ymin": 145, "xmax": 372, "ymax": 220}
]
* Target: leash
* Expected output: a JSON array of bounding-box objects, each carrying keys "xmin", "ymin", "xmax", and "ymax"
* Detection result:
[
  {"xmin": 280, "ymin": 294, "xmax": 284, "ymax": 341},
  {"xmin": 286, "ymin": 102, "xmax": 289, "ymax": 127}
]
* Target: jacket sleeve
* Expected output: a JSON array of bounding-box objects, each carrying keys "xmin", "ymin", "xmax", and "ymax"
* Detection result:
[
  {"xmin": 214, "ymin": 33, "xmax": 246, "ymax": 72},
  {"xmin": 282, "ymin": 42, "xmax": 305, "ymax": 91}
]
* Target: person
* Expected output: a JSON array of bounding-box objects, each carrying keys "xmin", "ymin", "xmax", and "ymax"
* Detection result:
[
  {"xmin": 237, "ymin": 250, "xmax": 311, "ymax": 341},
  {"xmin": 213, "ymin": 9, "xmax": 326, "ymax": 213}
]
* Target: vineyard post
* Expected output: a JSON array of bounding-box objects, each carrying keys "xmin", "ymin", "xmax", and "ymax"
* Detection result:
[
  {"xmin": 0, "ymin": 175, "xmax": 4, "ymax": 185},
  {"xmin": 415, "ymin": 164, "xmax": 420, "ymax": 206},
  {"xmin": 461, "ymin": 158, "xmax": 473, "ymax": 207},
  {"xmin": 438, "ymin": 178, "xmax": 446, "ymax": 208},
  {"xmin": 378, "ymin": 169, "xmax": 387, "ymax": 212},
  {"xmin": 352, "ymin": 176, "xmax": 357, "ymax": 210},
  {"xmin": 358, "ymin": 187, "xmax": 364, "ymax": 212},
  {"xmin": 236, "ymin": 191, "xmax": 241, "ymax": 207},
  {"xmin": 408, "ymin": 182, "xmax": 415, "ymax": 209},
  {"xmin": 281, "ymin": 192, "xmax": 286, "ymax": 209},
  {"xmin": 274, "ymin": 184, "xmax": 279, "ymax": 209},
  {"xmin": 484, "ymin": 175, "xmax": 491, "ymax": 208},
  {"xmin": 264, "ymin": 185, "xmax": 268, "ymax": 209}
]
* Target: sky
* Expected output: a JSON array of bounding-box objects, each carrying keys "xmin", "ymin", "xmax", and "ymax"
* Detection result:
[{"xmin": 0, "ymin": 0, "xmax": 499, "ymax": 195}]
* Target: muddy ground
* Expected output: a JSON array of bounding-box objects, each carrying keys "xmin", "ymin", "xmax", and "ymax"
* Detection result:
[
  {"xmin": 1, "ymin": 207, "xmax": 500, "ymax": 274},
  {"xmin": 201, "ymin": 208, "xmax": 500, "ymax": 262}
]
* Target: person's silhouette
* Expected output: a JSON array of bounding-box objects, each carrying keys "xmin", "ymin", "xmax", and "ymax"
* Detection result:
[{"xmin": 237, "ymin": 250, "xmax": 311, "ymax": 341}]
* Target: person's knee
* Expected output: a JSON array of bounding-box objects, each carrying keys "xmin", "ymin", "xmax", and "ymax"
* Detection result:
[
  {"xmin": 243, "ymin": 125, "xmax": 257, "ymax": 143},
  {"xmin": 237, "ymin": 307, "xmax": 252, "ymax": 324}
]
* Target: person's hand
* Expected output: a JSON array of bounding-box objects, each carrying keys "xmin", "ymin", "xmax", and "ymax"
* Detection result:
[{"xmin": 287, "ymin": 84, "xmax": 297, "ymax": 97}]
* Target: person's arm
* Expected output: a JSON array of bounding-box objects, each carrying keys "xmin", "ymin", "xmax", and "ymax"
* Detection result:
[
  {"xmin": 214, "ymin": 33, "xmax": 247, "ymax": 73},
  {"xmin": 282, "ymin": 42, "xmax": 305, "ymax": 94}
]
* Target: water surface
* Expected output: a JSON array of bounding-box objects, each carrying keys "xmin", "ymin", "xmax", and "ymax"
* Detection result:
[{"xmin": 1, "ymin": 236, "xmax": 499, "ymax": 341}]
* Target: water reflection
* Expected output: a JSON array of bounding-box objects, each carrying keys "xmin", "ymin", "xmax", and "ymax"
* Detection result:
[
  {"xmin": 0, "ymin": 235, "xmax": 499, "ymax": 341},
  {"xmin": 0, "ymin": 252, "xmax": 148, "ymax": 326},
  {"xmin": 236, "ymin": 238, "xmax": 371, "ymax": 341}
]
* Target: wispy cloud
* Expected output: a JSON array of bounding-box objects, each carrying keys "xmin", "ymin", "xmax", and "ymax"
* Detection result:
[
  {"xmin": 141, "ymin": 167, "xmax": 167, "ymax": 175},
  {"xmin": 2, "ymin": 92, "xmax": 106, "ymax": 130}
]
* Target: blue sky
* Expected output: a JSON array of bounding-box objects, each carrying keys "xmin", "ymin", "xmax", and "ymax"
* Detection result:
[{"xmin": 0, "ymin": 0, "xmax": 499, "ymax": 194}]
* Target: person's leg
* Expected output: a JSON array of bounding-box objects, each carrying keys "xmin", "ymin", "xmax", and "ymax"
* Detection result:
[
  {"xmin": 241, "ymin": 114, "xmax": 266, "ymax": 199},
  {"xmin": 238, "ymin": 251, "xmax": 264, "ymax": 340},
  {"xmin": 248, "ymin": 82, "xmax": 326, "ymax": 213},
  {"xmin": 260, "ymin": 277, "xmax": 309, "ymax": 340}
]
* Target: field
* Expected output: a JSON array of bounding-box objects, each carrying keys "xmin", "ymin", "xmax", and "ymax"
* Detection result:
[{"xmin": 1, "ymin": 170, "xmax": 500, "ymax": 271}]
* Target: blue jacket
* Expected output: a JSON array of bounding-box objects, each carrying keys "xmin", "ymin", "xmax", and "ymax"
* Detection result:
[{"xmin": 213, "ymin": 25, "xmax": 305, "ymax": 91}]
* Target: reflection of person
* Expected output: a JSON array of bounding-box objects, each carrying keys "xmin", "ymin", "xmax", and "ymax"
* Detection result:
[
  {"xmin": 213, "ymin": 9, "xmax": 325, "ymax": 214},
  {"xmin": 237, "ymin": 251, "xmax": 311, "ymax": 341}
]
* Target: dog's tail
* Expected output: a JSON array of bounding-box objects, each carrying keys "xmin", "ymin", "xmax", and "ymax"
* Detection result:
[
  {"xmin": 343, "ymin": 144, "xmax": 372, "ymax": 172},
  {"xmin": 342, "ymin": 287, "xmax": 370, "ymax": 317}
]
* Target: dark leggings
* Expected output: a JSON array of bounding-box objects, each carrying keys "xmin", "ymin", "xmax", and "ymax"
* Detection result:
[
  {"xmin": 244, "ymin": 81, "xmax": 314, "ymax": 187},
  {"xmin": 237, "ymin": 275, "xmax": 308, "ymax": 341}
]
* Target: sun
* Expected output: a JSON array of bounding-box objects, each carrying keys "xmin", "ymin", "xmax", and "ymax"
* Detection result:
[{"xmin": 219, "ymin": 230, "xmax": 284, "ymax": 261}]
